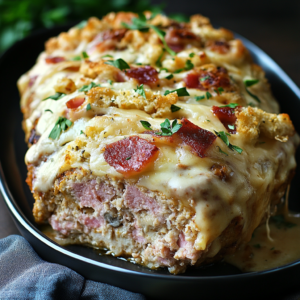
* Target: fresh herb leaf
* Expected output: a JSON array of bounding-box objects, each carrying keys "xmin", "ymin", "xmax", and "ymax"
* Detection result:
[
  {"xmin": 134, "ymin": 84, "xmax": 146, "ymax": 98},
  {"xmin": 216, "ymin": 146, "xmax": 228, "ymax": 156},
  {"xmin": 165, "ymin": 74, "xmax": 174, "ymax": 80},
  {"xmin": 206, "ymin": 120, "xmax": 210, "ymax": 122},
  {"xmin": 86, "ymin": 103, "xmax": 91, "ymax": 111},
  {"xmin": 164, "ymin": 87, "xmax": 190, "ymax": 97},
  {"xmin": 79, "ymin": 82, "xmax": 101, "ymax": 93},
  {"xmin": 200, "ymin": 76, "xmax": 210, "ymax": 82},
  {"xmin": 244, "ymin": 79, "xmax": 259, "ymax": 87},
  {"xmin": 214, "ymin": 87, "xmax": 224, "ymax": 95},
  {"xmin": 195, "ymin": 96, "xmax": 205, "ymax": 101},
  {"xmin": 171, "ymin": 104, "xmax": 181, "ymax": 112},
  {"xmin": 189, "ymin": 52, "xmax": 195, "ymax": 58},
  {"xmin": 206, "ymin": 91, "xmax": 212, "ymax": 99},
  {"xmin": 126, "ymin": 156, "xmax": 131, "ymax": 160},
  {"xmin": 80, "ymin": 130, "xmax": 84, "ymax": 134},
  {"xmin": 76, "ymin": 20, "xmax": 87, "ymax": 29},
  {"xmin": 185, "ymin": 59, "xmax": 194, "ymax": 71},
  {"xmin": 105, "ymin": 58, "xmax": 130, "ymax": 71},
  {"xmin": 270, "ymin": 215, "xmax": 297, "ymax": 229},
  {"xmin": 49, "ymin": 116, "xmax": 72, "ymax": 140},
  {"xmin": 159, "ymin": 68, "xmax": 169, "ymax": 73},
  {"xmin": 45, "ymin": 109, "xmax": 53, "ymax": 113},
  {"xmin": 244, "ymin": 79, "xmax": 261, "ymax": 103},
  {"xmin": 155, "ymin": 49, "xmax": 165, "ymax": 67},
  {"xmin": 173, "ymin": 68, "xmax": 185, "ymax": 74},
  {"xmin": 43, "ymin": 92, "xmax": 65, "ymax": 101},
  {"xmin": 156, "ymin": 119, "xmax": 182, "ymax": 136},
  {"xmin": 101, "ymin": 54, "xmax": 113, "ymax": 58},
  {"xmin": 253, "ymin": 244, "xmax": 261, "ymax": 249},
  {"xmin": 71, "ymin": 55, "xmax": 81, "ymax": 61},
  {"xmin": 82, "ymin": 51, "xmax": 89, "ymax": 58},
  {"xmin": 140, "ymin": 120, "xmax": 152, "ymax": 131},
  {"xmin": 214, "ymin": 130, "xmax": 243, "ymax": 154},
  {"xmin": 228, "ymin": 124, "xmax": 235, "ymax": 130},
  {"xmin": 220, "ymin": 103, "xmax": 239, "ymax": 108},
  {"xmin": 108, "ymin": 80, "xmax": 113, "ymax": 85}
]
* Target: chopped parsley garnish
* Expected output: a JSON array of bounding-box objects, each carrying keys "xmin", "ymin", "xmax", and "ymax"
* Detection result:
[
  {"xmin": 253, "ymin": 244, "xmax": 261, "ymax": 249},
  {"xmin": 108, "ymin": 80, "xmax": 113, "ymax": 85},
  {"xmin": 122, "ymin": 13, "xmax": 176, "ymax": 56},
  {"xmin": 214, "ymin": 87, "xmax": 224, "ymax": 95},
  {"xmin": 171, "ymin": 104, "xmax": 181, "ymax": 112},
  {"xmin": 82, "ymin": 51, "xmax": 89, "ymax": 59},
  {"xmin": 101, "ymin": 54, "xmax": 113, "ymax": 58},
  {"xmin": 185, "ymin": 59, "xmax": 194, "ymax": 71},
  {"xmin": 216, "ymin": 146, "xmax": 228, "ymax": 156},
  {"xmin": 244, "ymin": 79, "xmax": 261, "ymax": 103},
  {"xmin": 173, "ymin": 68, "xmax": 184, "ymax": 74},
  {"xmin": 140, "ymin": 119, "xmax": 182, "ymax": 136},
  {"xmin": 76, "ymin": 20, "xmax": 87, "ymax": 29},
  {"xmin": 86, "ymin": 103, "xmax": 91, "ymax": 111},
  {"xmin": 159, "ymin": 68, "xmax": 169, "ymax": 73},
  {"xmin": 220, "ymin": 103, "xmax": 239, "ymax": 108},
  {"xmin": 165, "ymin": 74, "xmax": 174, "ymax": 80},
  {"xmin": 164, "ymin": 87, "xmax": 190, "ymax": 97},
  {"xmin": 105, "ymin": 58, "xmax": 130, "ymax": 71},
  {"xmin": 126, "ymin": 156, "xmax": 131, "ymax": 160},
  {"xmin": 228, "ymin": 124, "xmax": 235, "ymax": 130},
  {"xmin": 270, "ymin": 215, "xmax": 297, "ymax": 229},
  {"xmin": 155, "ymin": 50, "xmax": 165, "ymax": 67},
  {"xmin": 45, "ymin": 109, "xmax": 53, "ymax": 113},
  {"xmin": 43, "ymin": 92, "xmax": 65, "ymax": 101},
  {"xmin": 195, "ymin": 96, "xmax": 205, "ymax": 101},
  {"xmin": 206, "ymin": 91, "xmax": 212, "ymax": 99},
  {"xmin": 49, "ymin": 117, "xmax": 72, "ymax": 140},
  {"xmin": 206, "ymin": 120, "xmax": 210, "ymax": 122},
  {"xmin": 214, "ymin": 130, "xmax": 243, "ymax": 154},
  {"xmin": 71, "ymin": 55, "xmax": 81, "ymax": 61},
  {"xmin": 79, "ymin": 82, "xmax": 101, "ymax": 93},
  {"xmin": 80, "ymin": 130, "xmax": 84, "ymax": 134},
  {"xmin": 200, "ymin": 76, "xmax": 210, "ymax": 82},
  {"xmin": 134, "ymin": 84, "xmax": 146, "ymax": 98},
  {"xmin": 189, "ymin": 52, "xmax": 195, "ymax": 58}
]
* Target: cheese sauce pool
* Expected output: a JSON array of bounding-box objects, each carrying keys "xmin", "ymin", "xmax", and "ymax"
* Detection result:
[{"xmin": 224, "ymin": 212, "xmax": 300, "ymax": 272}]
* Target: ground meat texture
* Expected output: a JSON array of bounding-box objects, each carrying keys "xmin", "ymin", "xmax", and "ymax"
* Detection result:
[
  {"xmin": 212, "ymin": 106, "xmax": 238, "ymax": 134},
  {"xmin": 126, "ymin": 66, "xmax": 159, "ymax": 85},
  {"xmin": 177, "ymin": 118, "xmax": 217, "ymax": 157},
  {"xmin": 104, "ymin": 136, "xmax": 159, "ymax": 176}
]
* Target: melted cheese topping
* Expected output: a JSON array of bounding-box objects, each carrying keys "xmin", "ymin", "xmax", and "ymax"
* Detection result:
[{"xmin": 19, "ymin": 12, "xmax": 299, "ymax": 257}]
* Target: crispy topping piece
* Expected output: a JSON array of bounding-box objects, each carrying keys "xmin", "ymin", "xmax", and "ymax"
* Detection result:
[
  {"xmin": 177, "ymin": 118, "xmax": 217, "ymax": 157},
  {"xmin": 104, "ymin": 136, "xmax": 159, "ymax": 176},
  {"xmin": 212, "ymin": 105, "xmax": 238, "ymax": 134}
]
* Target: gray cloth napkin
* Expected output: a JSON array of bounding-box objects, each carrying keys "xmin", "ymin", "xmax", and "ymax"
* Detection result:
[{"xmin": 0, "ymin": 235, "xmax": 146, "ymax": 300}]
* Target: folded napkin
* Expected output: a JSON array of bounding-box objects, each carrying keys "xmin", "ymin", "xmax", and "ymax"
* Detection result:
[{"xmin": 0, "ymin": 235, "xmax": 146, "ymax": 300}]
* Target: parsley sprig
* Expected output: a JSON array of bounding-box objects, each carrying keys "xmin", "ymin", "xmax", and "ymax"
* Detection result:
[
  {"xmin": 214, "ymin": 130, "xmax": 243, "ymax": 154},
  {"xmin": 79, "ymin": 82, "xmax": 101, "ymax": 93},
  {"xmin": 104, "ymin": 58, "xmax": 130, "ymax": 71},
  {"xmin": 164, "ymin": 87, "xmax": 189, "ymax": 97},
  {"xmin": 134, "ymin": 84, "xmax": 146, "ymax": 98},
  {"xmin": 140, "ymin": 119, "xmax": 182, "ymax": 136},
  {"xmin": 220, "ymin": 103, "xmax": 239, "ymax": 108},
  {"xmin": 171, "ymin": 104, "xmax": 181, "ymax": 112},
  {"xmin": 122, "ymin": 13, "xmax": 176, "ymax": 56},
  {"xmin": 244, "ymin": 79, "xmax": 261, "ymax": 103},
  {"xmin": 43, "ymin": 92, "xmax": 65, "ymax": 101},
  {"xmin": 49, "ymin": 117, "xmax": 72, "ymax": 140}
]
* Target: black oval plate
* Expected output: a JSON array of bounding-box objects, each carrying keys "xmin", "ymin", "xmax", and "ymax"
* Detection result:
[{"xmin": 0, "ymin": 25, "xmax": 300, "ymax": 300}]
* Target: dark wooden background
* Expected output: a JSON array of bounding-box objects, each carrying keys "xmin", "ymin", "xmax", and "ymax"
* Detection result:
[{"xmin": 1, "ymin": 0, "xmax": 300, "ymax": 241}]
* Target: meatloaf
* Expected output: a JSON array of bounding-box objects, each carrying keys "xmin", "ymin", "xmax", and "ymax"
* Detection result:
[{"xmin": 18, "ymin": 11, "xmax": 299, "ymax": 274}]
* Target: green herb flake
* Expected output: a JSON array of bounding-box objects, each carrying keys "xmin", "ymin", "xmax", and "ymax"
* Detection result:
[
  {"xmin": 189, "ymin": 52, "xmax": 195, "ymax": 58},
  {"xmin": 200, "ymin": 76, "xmax": 210, "ymax": 82},
  {"xmin": 79, "ymin": 82, "xmax": 101, "ymax": 93},
  {"xmin": 165, "ymin": 74, "xmax": 174, "ymax": 80},
  {"xmin": 173, "ymin": 68, "xmax": 184, "ymax": 74},
  {"xmin": 220, "ymin": 103, "xmax": 239, "ymax": 108},
  {"xmin": 43, "ymin": 92, "xmax": 66, "ymax": 101},
  {"xmin": 49, "ymin": 116, "xmax": 72, "ymax": 140},
  {"xmin": 216, "ymin": 146, "xmax": 228, "ymax": 156},
  {"xmin": 45, "ymin": 109, "xmax": 53, "ymax": 113},
  {"xmin": 80, "ymin": 130, "xmax": 84, "ymax": 135},
  {"xmin": 76, "ymin": 20, "xmax": 87, "ymax": 29},
  {"xmin": 105, "ymin": 58, "xmax": 130, "ymax": 71},
  {"xmin": 134, "ymin": 84, "xmax": 146, "ymax": 99},
  {"xmin": 244, "ymin": 79, "xmax": 259, "ymax": 87},
  {"xmin": 101, "ymin": 54, "xmax": 113, "ymax": 58},
  {"xmin": 159, "ymin": 68, "xmax": 169, "ymax": 73},
  {"xmin": 171, "ymin": 104, "xmax": 181, "ymax": 112},
  {"xmin": 206, "ymin": 119, "xmax": 210, "ymax": 122},
  {"xmin": 217, "ymin": 87, "xmax": 224, "ymax": 94},
  {"xmin": 228, "ymin": 124, "xmax": 235, "ymax": 130},
  {"xmin": 155, "ymin": 50, "xmax": 165, "ymax": 67},
  {"xmin": 108, "ymin": 80, "xmax": 113, "ymax": 85},
  {"xmin": 253, "ymin": 244, "xmax": 261, "ymax": 249},
  {"xmin": 185, "ymin": 59, "xmax": 194, "ymax": 71},
  {"xmin": 195, "ymin": 95, "xmax": 205, "ymax": 101},
  {"xmin": 164, "ymin": 87, "xmax": 190, "ymax": 97},
  {"xmin": 71, "ymin": 55, "xmax": 81, "ymax": 61},
  {"xmin": 82, "ymin": 51, "xmax": 89, "ymax": 59},
  {"xmin": 126, "ymin": 157, "xmax": 131, "ymax": 160},
  {"xmin": 270, "ymin": 215, "xmax": 297, "ymax": 229},
  {"xmin": 86, "ymin": 103, "xmax": 91, "ymax": 111},
  {"xmin": 206, "ymin": 91, "xmax": 212, "ymax": 99},
  {"xmin": 140, "ymin": 120, "xmax": 152, "ymax": 131},
  {"xmin": 156, "ymin": 119, "xmax": 182, "ymax": 136},
  {"xmin": 214, "ymin": 130, "xmax": 243, "ymax": 154}
]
